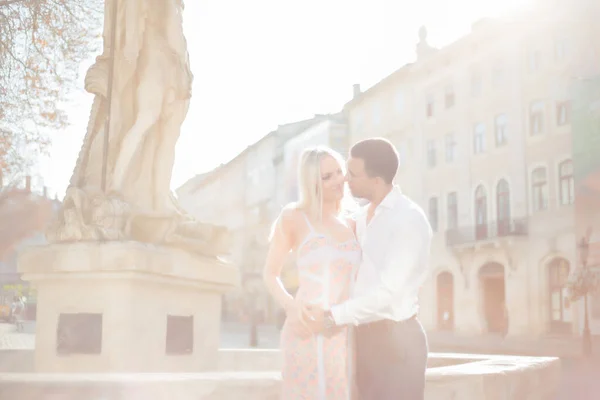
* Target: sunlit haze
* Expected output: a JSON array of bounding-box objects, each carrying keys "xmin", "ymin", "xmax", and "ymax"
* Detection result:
[{"xmin": 37, "ymin": 0, "xmax": 531, "ymax": 198}]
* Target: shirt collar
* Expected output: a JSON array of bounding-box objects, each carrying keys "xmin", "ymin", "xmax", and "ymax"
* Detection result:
[{"xmin": 378, "ymin": 185, "xmax": 402, "ymax": 210}]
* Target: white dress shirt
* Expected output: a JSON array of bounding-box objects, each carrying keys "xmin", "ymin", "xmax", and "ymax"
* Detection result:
[{"xmin": 331, "ymin": 186, "xmax": 433, "ymax": 326}]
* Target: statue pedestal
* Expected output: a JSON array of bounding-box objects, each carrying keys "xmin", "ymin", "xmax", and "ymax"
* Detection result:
[{"xmin": 18, "ymin": 242, "xmax": 239, "ymax": 373}]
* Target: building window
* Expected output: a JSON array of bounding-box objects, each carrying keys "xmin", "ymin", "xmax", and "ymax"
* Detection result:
[
  {"xmin": 473, "ymin": 123, "xmax": 485, "ymax": 154},
  {"xmin": 426, "ymin": 95, "xmax": 434, "ymax": 118},
  {"xmin": 492, "ymin": 63, "xmax": 505, "ymax": 87},
  {"xmin": 447, "ymin": 192, "xmax": 458, "ymax": 230},
  {"xmin": 372, "ymin": 103, "xmax": 382, "ymax": 125},
  {"xmin": 494, "ymin": 114, "xmax": 508, "ymax": 146},
  {"xmin": 532, "ymin": 167, "xmax": 548, "ymax": 212},
  {"xmin": 556, "ymin": 101, "xmax": 571, "ymax": 126},
  {"xmin": 474, "ymin": 185, "xmax": 488, "ymax": 240},
  {"xmin": 353, "ymin": 112, "xmax": 364, "ymax": 136},
  {"xmin": 471, "ymin": 72, "xmax": 482, "ymax": 96},
  {"xmin": 529, "ymin": 101, "xmax": 544, "ymax": 136},
  {"xmin": 496, "ymin": 179, "xmax": 511, "ymax": 235},
  {"xmin": 398, "ymin": 141, "xmax": 407, "ymax": 168},
  {"xmin": 445, "ymin": 133, "xmax": 457, "ymax": 163},
  {"xmin": 548, "ymin": 258, "xmax": 571, "ymax": 334},
  {"xmin": 445, "ymin": 85, "xmax": 455, "ymax": 109},
  {"xmin": 558, "ymin": 160, "xmax": 574, "ymax": 206},
  {"xmin": 395, "ymin": 90, "xmax": 404, "ymax": 113},
  {"xmin": 248, "ymin": 166, "xmax": 262, "ymax": 186},
  {"xmin": 554, "ymin": 36, "xmax": 569, "ymax": 61},
  {"xmin": 528, "ymin": 49, "xmax": 541, "ymax": 72},
  {"xmin": 429, "ymin": 197, "xmax": 439, "ymax": 232},
  {"xmin": 427, "ymin": 140, "xmax": 436, "ymax": 167}
]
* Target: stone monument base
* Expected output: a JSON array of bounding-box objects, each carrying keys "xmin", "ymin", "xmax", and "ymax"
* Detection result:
[{"xmin": 18, "ymin": 242, "xmax": 239, "ymax": 373}]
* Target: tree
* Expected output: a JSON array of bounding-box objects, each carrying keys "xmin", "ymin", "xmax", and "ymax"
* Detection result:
[
  {"xmin": 568, "ymin": 231, "xmax": 599, "ymax": 356},
  {"xmin": 0, "ymin": 0, "xmax": 103, "ymax": 181},
  {"xmin": 0, "ymin": 188, "xmax": 53, "ymax": 258},
  {"xmin": 568, "ymin": 263, "xmax": 599, "ymax": 301},
  {"xmin": 568, "ymin": 229, "xmax": 600, "ymax": 302}
]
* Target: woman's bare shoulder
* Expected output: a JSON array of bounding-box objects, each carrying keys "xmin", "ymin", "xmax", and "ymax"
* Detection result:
[{"xmin": 277, "ymin": 203, "xmax": 304, "ymax": 227}]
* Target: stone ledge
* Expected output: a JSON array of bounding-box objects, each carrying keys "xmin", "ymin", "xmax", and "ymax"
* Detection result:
[
  {"xmin": 0, "ymin": 372, "xmax": 282, "ymax": 400},
  {"xmin": 18, "ymin": 242, "xmax": 239, "ymax": 289},
  {"xmin": 0, "ymin": 351, "xmax": 561, "ymax": 400}
]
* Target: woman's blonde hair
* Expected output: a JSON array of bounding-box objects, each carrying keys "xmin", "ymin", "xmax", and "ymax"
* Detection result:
[
  {"xmin": 269, "ymin": 146, "xmax": 356, "ymax": 242},
  {"xmin": 295, "ymin": 146, "xmax": 346, "ymax": 221}
]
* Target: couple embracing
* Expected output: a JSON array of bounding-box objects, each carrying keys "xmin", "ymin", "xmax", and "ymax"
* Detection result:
[{"xmin": 264, "ymin": 138, "xmax": 433, "ymax": 400}]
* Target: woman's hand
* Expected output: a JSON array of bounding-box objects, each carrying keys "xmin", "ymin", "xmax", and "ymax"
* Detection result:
[{"xmin": 284, "ymin": 299, "xmax": 314, "ymax": 338}]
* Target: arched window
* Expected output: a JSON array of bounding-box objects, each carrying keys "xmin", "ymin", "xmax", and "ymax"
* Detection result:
[
  {"xmin": 532, "ymin": 167, "xmax": 548, "ymax": 212},
  {"xmin": 428, "ymin": 197, "xmax": 439, "ymax": 232},
  {"xmin": 548, "ymin": 258, "xmax": 571, "ymax": 334},
  {"xmin": 475, "ymin": 185, "xmax": 488, "ymax": 240},
  {"xmin": 496, "ymin": 179, "xmax": 510, "ymax": 235},
  {"xmin": 558, "ymin": 160, "xmax": 574, "ymax": 206}
]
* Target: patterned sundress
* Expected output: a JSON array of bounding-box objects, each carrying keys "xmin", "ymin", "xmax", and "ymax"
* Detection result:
[{"xmin": 280, "ymin": 213, "xmax": 361, "ymax": 400}]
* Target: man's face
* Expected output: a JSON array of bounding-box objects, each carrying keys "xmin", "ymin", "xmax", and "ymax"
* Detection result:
[{"xmin": 346, "ymin": 157, "xmax": 374, "ymax": 200}]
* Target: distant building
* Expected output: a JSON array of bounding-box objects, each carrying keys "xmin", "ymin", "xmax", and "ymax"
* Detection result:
[
  {"xmin": 176, "ymin": 114, "xmax": 348, "ymax": 322},
  {"xmin": 0, "ymin": 180, "xmax": 62, "ymax": 319},
  {"xmin": 572, "ymin": 74, "xmax": 600, "ymax": 332},
  {"xmin": 344, "ymin": 4, "xmax": 600, "ymax": 339},
  {"xmin": 178, "ymin": 2, "xmax": 600, "ymax": 339}
]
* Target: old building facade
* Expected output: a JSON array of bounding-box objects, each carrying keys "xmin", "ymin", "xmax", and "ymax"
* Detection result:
[
  {"xmin": 177, "ymin": 2, "xmax": 599, "ymax": 338},
  {"xmin": 345, "ymin": 5, "xmax": 600, "ymax": 338}
]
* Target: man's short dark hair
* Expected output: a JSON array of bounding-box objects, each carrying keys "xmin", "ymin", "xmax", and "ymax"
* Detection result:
[{"xmin": 350, "ymin": 138, "xmax": 399, "ymax": 184}]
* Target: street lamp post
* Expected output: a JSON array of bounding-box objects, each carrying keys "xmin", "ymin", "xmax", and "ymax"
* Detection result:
[{"xmin": 578, "ymin": 236, "xmax": 592, "ymax": 357}]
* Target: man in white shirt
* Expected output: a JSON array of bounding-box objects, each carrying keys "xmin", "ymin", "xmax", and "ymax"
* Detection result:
[{"xmin": 309, "ymin": 138, "xmax": 433, "ymax": 400}]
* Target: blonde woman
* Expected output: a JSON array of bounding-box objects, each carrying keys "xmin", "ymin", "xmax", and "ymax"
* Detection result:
[{"xmin": 263, "ymin": 146, "xmax": 361, "ymax": 400}]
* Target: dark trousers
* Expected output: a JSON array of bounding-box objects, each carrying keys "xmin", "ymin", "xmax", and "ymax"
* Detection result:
[{"xmin": 355, "ymin": 316, "xmax": 428, "ymax": 400}]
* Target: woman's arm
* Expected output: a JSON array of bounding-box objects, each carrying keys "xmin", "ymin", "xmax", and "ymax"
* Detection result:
[{"xmin": 263, "ymin": 207, "xmax": 296, "ymax": 311}]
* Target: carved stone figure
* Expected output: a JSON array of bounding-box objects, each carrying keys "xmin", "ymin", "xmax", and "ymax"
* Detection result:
[{"xmin": 47, "ymin": 0, "xmax": 230, "ymax": 256}]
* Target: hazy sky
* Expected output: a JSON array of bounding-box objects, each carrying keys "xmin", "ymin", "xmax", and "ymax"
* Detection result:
[{"xmin": 37, "ymin": 0, "xmax": 530, "ymax": 198}]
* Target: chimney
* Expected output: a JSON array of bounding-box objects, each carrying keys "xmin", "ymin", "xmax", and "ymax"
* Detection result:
[
  {"xmin": 416, "ymin": 25, "xmax": 436, "ymax": 61},
  {"xmin": 25, "ymin": 176, "xmax": 31, "ymax": 192},
  {"xmin": 352, "ymin": 84, "xmax": 361, "ymax": 99}
]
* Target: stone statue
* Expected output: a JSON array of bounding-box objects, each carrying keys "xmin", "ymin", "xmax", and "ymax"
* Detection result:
[{"xmin": 47, "ymin": 0, "xmax": 230, "ymax": 256}]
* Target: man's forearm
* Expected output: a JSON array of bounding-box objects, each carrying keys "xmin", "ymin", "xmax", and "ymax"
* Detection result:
[{"xmin": 329, "ymin": 214, "xmax": 430, "ymax": 326}]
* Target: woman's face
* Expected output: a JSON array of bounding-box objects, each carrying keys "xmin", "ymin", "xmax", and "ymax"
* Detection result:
[{"xmin": 319, "ymin": 155, "xmax": 345, "ymax": 202}]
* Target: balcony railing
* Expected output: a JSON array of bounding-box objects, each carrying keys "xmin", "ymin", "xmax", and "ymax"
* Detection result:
[{"xmin": 445, "ymin": 218, "xmax": 529, "ymax": 247}]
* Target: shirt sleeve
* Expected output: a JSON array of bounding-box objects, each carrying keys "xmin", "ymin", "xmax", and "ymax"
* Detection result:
[{"xmin": 330, "ymin": 208, "xmax": 432, "ymax": 326}]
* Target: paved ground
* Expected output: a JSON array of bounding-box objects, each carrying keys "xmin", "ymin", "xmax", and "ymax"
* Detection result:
[
  {"xmin": 556, "ymin": 358, "xmax": 600, "ymax": 400},
  {"xmin": 0, "ymin": 331, "xmax": 34, "ymax": 350},
  {"xmin": 220, "ymin": 321, "xmax": 279, "ymax": 349},
  {"xmin": 217, "ymin": 322, "xmax": 600, "ymax": 400}
]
